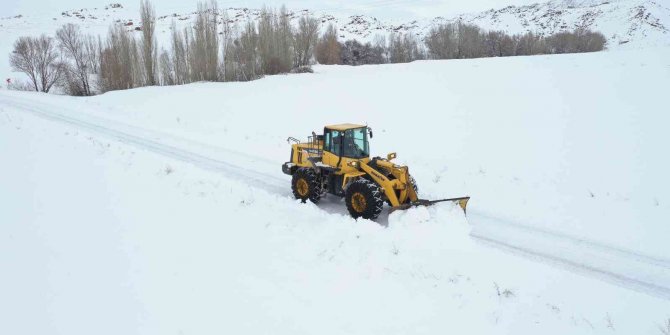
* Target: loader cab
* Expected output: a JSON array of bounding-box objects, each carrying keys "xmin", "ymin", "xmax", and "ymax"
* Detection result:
[{"xmin": 322, "ymin": 124, "xmax": 370, "ymax": 168}]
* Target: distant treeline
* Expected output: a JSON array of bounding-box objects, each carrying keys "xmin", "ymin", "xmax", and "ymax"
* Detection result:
[{"xmin": 7, "ymin": 1, "xmax": 607, "ymax": 96}]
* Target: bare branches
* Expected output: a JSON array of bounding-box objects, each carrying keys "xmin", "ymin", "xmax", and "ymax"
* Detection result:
[
  {"xmin": 56, "ymin": 23, "xmax": 94, "ymax": 95},
  {"xmin": 426, "ymin": 23, "xmax": 607, "ymax": 59},
  {"xmin": 315, "ymin": 24, "xmax": 341, "ymax": 65},
  {"xmin": 10, "ymin": 35, "xmax": 63, "ymax": 92},
  {"xmin": 189, "ymin": 1, "xmax": 219, "ymax": 82},
  {"xmin": 293, "ymin": 15, "xmax": 319, "ymax": 67},
  {"xmin": 389, "ymin": 33, "xmax": 424, "ymax": 63},
  {"xmin": 140, "ymin": 0, "xmax": 157, "ymax": 85},
  {"xmin": 99, "ymin": 24, "xmax": 140, "ymax": 92}
]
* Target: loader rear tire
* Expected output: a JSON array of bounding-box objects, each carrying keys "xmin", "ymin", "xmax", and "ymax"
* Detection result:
[
  {"xmin": 345, "ymin": 179, "xmax": 384, "ymax": 220},
  {"xmin": 292, "ymin": 168, "xmax": 322, "ymax": 204}
]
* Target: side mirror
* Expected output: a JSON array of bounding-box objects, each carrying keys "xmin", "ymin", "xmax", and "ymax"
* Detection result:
[
  {"xmin": 368, "ymin": 127, "xmax": 373, "ymax": 138},
  {"xmin": 387, "ymin": 152, "xmax": 397, "ymax": 160}
]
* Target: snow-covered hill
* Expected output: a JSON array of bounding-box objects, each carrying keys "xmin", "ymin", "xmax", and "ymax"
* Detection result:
[
  {"xmin": 3, "ymin": 0, "xmax": 670, "ymax": 43},
  {"xmin": 2, "ymin": 47, "xmax": 670, "ymax": 335},
  {"xmin": 435, "ymin": 0, "xmax": 670, "ymax": 48}
]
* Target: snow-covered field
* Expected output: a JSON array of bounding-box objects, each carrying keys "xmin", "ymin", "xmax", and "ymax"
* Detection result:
[
  {"xmin": 1, "ymin": 46, "xmax": 669, "ymax": 333},
  {"xmin": 1, "ymin": 0, "xmax": 670, "ymax": 82}
]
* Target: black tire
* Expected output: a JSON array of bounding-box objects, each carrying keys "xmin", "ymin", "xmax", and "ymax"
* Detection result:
[
  {"xmin": 400, "ymin": 175, "xmax": 419, "ymax": 205},
  {"xmin": 408, "ymin": 175, "xmax": 419, "ymax": 195},
  {"xmin": 292, "ymin": 168, "xmax": 322, "ymax": 204},
  {"xmin": 345, "ymin": 179, "xmax": 384, "ymax": 220}
]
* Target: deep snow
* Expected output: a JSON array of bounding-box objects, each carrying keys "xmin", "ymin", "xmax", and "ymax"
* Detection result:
[
  {"xmin": 2, "ymin": 100, "xmax": 669, "ymax": 335},
  {"xmin": 1, "ymin": 45, "xmax": 669, "ymax": 334},
  {"xmin": 7, "ymin": 46, "xmax": 665, "ymax": 256}
]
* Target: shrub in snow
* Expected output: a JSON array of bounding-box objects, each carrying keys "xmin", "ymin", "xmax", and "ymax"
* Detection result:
[
  {"xmin": 340, "ymin": 39, "xmax": 386, "ymax": 66},
  {"xmin": 290, "ymin": 66, "xmax": 313, "ymax": 74}
]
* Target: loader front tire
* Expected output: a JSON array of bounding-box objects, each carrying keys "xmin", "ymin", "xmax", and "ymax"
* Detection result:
[
  {"xmin": 409, "ymin": 175, "xmax": 419, "ymax": 195},
  {"xmin": 292, "ymin": 168, "xmax": 322, "ymax": 204},
  {"xmin": 345, "ymin": 179, "xmax": 384, "ymax": 220}
]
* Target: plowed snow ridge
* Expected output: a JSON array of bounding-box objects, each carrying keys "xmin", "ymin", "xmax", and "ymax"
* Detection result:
[{"xmin": 3, "ymin": 94, "xmax": 669, "ymax": 301}]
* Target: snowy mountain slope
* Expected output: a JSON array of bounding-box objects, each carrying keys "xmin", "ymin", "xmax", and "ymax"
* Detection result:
[
  {"xmin": 2, "ymin": 83, "xmax": 670, "ymax": 335},
  {"xmin": 430, "ymin": 0, "xmax": 670, "ymax": 48},
  {"xmin": 1, "ymin": 0, "xmax": 669, "ymax": 79}
]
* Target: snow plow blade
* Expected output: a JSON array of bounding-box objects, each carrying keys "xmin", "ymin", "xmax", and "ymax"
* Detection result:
[{"xmin": 391, "ymin": 197, "xmax": 471, "ymax": 215}]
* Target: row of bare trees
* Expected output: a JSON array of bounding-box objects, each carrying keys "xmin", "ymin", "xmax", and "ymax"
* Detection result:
[
  {"xmin": 9, "ymin": 25, "xmax": 100, "ymax": 94},
  {"xmin": 99, "ymin": 0, "xmax": 160, "ymax": 92},
  {"xmin": 160, "ymin": 4, "xmax": 320, "ymax": 84},
  {"xmin": 425, "ymin": 22, "xmax": 606, "ymax": 59},
  {"xmin": 8, "ymin": 0, "xmax": 156, "ymax": 95},
  {"xmin": 314, "ymin": 23, "xmax": 605, "ymax": 67},
  {"xmin": 8, "ymin": 1, "xmax": 608, "ymax": 95}
]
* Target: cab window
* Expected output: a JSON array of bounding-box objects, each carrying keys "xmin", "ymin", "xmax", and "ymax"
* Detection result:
[
  {"xmin": 324, "ymin": 129, "xmax": 342, "ymax": 155},
  {"xmin": 343, "ymin": 128, "xmax": 369, "ymax": 158}
]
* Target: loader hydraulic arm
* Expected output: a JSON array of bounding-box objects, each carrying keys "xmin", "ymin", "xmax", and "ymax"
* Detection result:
[{"xmin": 360, "ymin": 162, "xmax": 403, "ymax": 207}]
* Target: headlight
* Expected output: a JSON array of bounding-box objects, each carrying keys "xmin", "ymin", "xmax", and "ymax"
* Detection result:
[
  {"xmin": 387, "ymin": 152, "xmax": 397, "ymax": 160},
  {"xmin": 347, "ymin": 161, "xmax": 360, "ymax": 168}
]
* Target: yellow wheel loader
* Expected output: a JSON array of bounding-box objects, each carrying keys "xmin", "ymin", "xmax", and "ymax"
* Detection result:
[{"xmin": 282, "ymin": 124, "xmax": 470, "ymax": 220}]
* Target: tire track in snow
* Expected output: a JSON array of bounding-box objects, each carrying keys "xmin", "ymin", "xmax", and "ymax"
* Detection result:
[
  {"xmin": 0, "ymin": 96, "xmax": 289, "ymax": 196},
  {"xmin": 470, "ymin": 213, "xmax": 670, "ymax": 300},
  {"xmin": 3, "ymin": 94, "xmax": 669, "ymax": 301}
]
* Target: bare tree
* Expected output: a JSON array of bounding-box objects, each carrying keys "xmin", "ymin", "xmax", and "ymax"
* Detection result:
[
  {"xmin": 293, "ymin": 14, "xmax": 319, "ymax": 67},
  {"xmin": 85, "ymin": 35, "xmax": 101, "ymax": 74},
  {"xmin": 457, "ymin": 23, "xmax": 484, "ymax": 58},
  {"xmin": 425, "ymin": 23, "xmax": 457, "ymax": 59},
  {"xmin": 99, "ymin": 24, "xmax": 140, "ymax": 92},
  {"xmin": 389, "ymin": 33, "xmax": 422, "ymax": 63},
  {"xmin": 188, "ymin": 1, "xmax": 219, "ymax": 82},
  {"xmin": 140, "ymin": 0, "xmax": 157, "ymax": 85},
  {"xmin": 277, "ymin": 6, "xmax": 294, "ymax": 72},
  {"xmin": 158, "ymin": 48, "xmax": 175, "ymax": 85},
  {"xmin": 372, "ymin": 34, "xmax": 389, "ymax": 63},
  {"xmin": 235, "ymin": 21, "xmax": 261, "ymax": 81},
  {"xmin": 56, "ymin": 24, "xmax": 93, "ymax": 95},
  {"xmin": 575, "ymin": 29, "xmax": 606, "ymax": 52},
  {"xmin": 220, "ymin": 9, "xmax": 233, "ymax": 80},
  {"xmin": 169, "ymin": 22, "xmax": 189, "ymax": 85},
  {"xmin": 315, "ymin": 24, "xmax": 341, "ymax": 65},
  {"xmin": 10, "ymin": 35, "xmax": 63, "ymax": 92}
]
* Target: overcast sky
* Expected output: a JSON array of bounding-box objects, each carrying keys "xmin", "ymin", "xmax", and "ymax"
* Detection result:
[{"xmin": 1, "ymin": 0, "xmax": 542, "ymax": 19}]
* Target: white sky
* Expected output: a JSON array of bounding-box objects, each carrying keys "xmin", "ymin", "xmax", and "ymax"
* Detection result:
[{"xmin": 1, "ymin": 0, "xmax": 542, "ymax": 20}]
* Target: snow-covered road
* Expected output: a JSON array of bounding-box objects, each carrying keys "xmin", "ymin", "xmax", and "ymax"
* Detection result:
[{"xmin": 3, "ymin": 93, "xmax": 668, "ymax": 301}]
